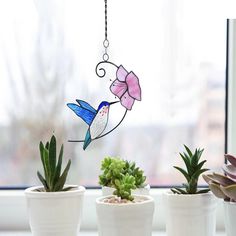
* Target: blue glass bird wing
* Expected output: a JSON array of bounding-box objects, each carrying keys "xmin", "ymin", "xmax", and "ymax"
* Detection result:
[
  {"xmin": 67, "ymin": 103, "xmax": 96, "ymax": 126},
  {"xmin": 76, "ymin": 100, "xmax": 97, "ymax": 114}
]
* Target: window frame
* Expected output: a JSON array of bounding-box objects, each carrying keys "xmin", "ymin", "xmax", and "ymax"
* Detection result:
[
  {"xmin": 0, "ymin": 19, "xmax": 233, "ymax": 231},
  {"xmin": 227, "ymin": 19, "xmax": 236, "ymax": 155}
]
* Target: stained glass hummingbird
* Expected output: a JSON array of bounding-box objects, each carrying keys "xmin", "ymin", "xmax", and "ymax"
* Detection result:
[{"xmin": 67, "ymin": 99, "xmax": 118, "ymax": 150}]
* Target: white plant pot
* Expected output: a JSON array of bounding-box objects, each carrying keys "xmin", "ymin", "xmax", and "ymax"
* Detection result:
[
  {"xmin": 25, "ymin": 185, "xmax": 85, "ymax": 236},
  {"xmin": 102, "ymin": 184, "xmax": 150, "ymax": 196},
  {"xmin": 96, "ymin": 195, "xmax": 154, "ymax": 236},
  {"xmin": 224, "ymin": 201, "xmax": 236, "ymax": 236},
  {"xmin": 164, "ymin": 191, "xmax": 217, "ymax": 236}
]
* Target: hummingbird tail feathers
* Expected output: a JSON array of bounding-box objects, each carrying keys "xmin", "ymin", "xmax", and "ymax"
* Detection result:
[{"xmin": 83, "ymin": 130, "xmax": 92, "ymax": 150}]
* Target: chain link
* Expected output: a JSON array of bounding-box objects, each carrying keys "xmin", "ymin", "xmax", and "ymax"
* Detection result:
[
  {"xmin": 103, "ymin": 0, "xmax": 109, "ymax": 61},
  {"xmin": 105, "ymin": 0, "xmax": 107, "ymax": 40}
]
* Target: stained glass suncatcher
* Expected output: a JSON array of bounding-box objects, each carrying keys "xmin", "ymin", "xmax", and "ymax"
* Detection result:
[{"xmin": 67, "ymin": 0, "xmax": 141, "ymax": 150}]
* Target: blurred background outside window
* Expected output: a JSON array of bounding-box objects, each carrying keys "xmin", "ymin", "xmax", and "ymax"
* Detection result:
[{"xmin": 0, "ymin": 0, "xmax": 226, "ymax": 187}]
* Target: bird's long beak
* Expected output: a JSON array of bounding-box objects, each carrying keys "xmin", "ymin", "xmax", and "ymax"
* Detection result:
[{"xmin": 109, "ymin": 101, "xmax": 119, "ymax": 105}]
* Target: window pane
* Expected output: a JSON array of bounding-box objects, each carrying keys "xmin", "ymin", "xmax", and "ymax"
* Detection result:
[{"xmin": 0, "ymin": 0, "xmax": 226, "ymax": 187}]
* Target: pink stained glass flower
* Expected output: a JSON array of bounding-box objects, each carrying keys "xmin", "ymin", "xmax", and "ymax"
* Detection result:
[{"xmin": 110, "ymin": 65, "xmax": 141, "ymax": 110}]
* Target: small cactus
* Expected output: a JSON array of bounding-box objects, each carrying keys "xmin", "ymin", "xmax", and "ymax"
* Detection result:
[
  {"xmin": 203, "ymin": 154, "xmax": 236, "ymax": 202},
  {"xmin": 37, "ymin": 135, "xmax": 71, "ymax": 192},
  {"xmin": 171, "ymin": 145, "xmax": 210, "ymax": 194}
]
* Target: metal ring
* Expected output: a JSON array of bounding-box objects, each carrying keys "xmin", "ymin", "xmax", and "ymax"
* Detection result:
[
  {"xmin": 103, "ymin": 53, "xmax": 109, "ymax": 61},
  {"xmin": 103, "ymin": 39, "xmax": 109, "ymax": 48}
]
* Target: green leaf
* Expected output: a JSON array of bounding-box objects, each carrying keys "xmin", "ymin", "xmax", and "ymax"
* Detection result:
[
  {"xmin": 187, "ymin": 168, "xmax": 208, "ymax": 194},
  {"xmin": 45, "ymin": 142, "xmax": 49, "ymax": 150},
  {"xmin": 62, "ymin": 186, "xmax": 74, "ymax": 191},
  {"xmin": 180, "ymin": 153, "xmax": 192, "ymax": 174},
  {"xmin": 184, "ymin": 145, "xmax": 192, "ymax": 157},
  {"xmin": 191, "ymin": 168, "xmax": 209, "ymax": 181},
  {"xmin": 37, "ymin": 171, "xmax": 49, "ymax": 191},
  {"xmin": 53, "ymin": 144, "xmax": 63, "ymax": 186},
  {"xmin": 114, "ymin": 179, "xmax": 121, "ymax": 187},
  {"xmin": 172, "ymin": 187, "xmax": 187, "ymax": 194},
  {"xmin": 39, "ymin": 142, "xmax": 47, "ymax": 178},
  {"xmin": 197, "ymin": 160, "xmax": 207, "ymax": 170},
  {"xmin": 191, "ymin": 149, "xmax": 199, "ymax": 167},
  {"xmin": 54, "ymin": 159, "xmax": 71, "ymax": 191},
  {"xmin": 196, "ymin": 189, "xmax": 210, "ymax": 194},
  {"xmin": 171, "ymin": 188, "xmax": 181, "ymax": 194},
  {"xmin": 39, "ymin": 142, "xmax": 45, "ymax": 165},
  {"xmin": 43, "ymin": 148, "xmax": 51, "ymax": 187},
  {"xmin": 173, "ymin": 166, "xmax": 190, "ymax": 182},
  {"xmin": 197, "ymin": 148, "xmax": 204, "ymax": 162},
  {"xmin": 49, "ymin": 135, "xmax": 57, "ymax": 179}
]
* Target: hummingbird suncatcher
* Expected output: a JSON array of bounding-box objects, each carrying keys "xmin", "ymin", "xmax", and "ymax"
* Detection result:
[
  {"xmin": 66, "ymin": 1, "xmax": 142, "ymax": 150},
  {"xmin": 67, "ymin": 99, "xmax": 118, "ymax": 150}
]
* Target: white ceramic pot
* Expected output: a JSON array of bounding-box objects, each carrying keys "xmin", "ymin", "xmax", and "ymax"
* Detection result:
[
  {"xmin": 96, "ymin": 195, "xmax": 154, "ymax": 236},
  {"xmin": 25, "ymin": 185, "xmax": 85, "ymax": 236},
  {"xmin": 164, "ymin": 191, "xmax": 217, "ymax": 236},
  {"xmin": 102, "ymin": 184, "xmax": 150, "ymax": 196},
  {"xmin": 224, "ymin": 201, "xmax": 236, "ymax": 236}
]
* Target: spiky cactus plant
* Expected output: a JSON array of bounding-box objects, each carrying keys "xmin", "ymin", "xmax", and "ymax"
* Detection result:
[
  {"xmin": 203, "ymin": 154, "xmax": 236, "ymax": 201},
  {"xmin": 37, "ymin": 135, "xmax": 71, "ymax": 192},
  {"xmin": 171, "ymin": 145, "xmax": 210, "ymax": 194}
]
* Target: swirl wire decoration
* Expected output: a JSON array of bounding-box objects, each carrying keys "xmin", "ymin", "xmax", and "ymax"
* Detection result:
[{"xmin": 67, "ymin": 0, "xmax": 141, "ymax": 150}]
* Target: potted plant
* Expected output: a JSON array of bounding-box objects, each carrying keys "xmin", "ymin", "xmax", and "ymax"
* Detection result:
[
  {"xmin": 203, "ymin": 154, "xmax": 236, "ymax": 236},
  {"xmin": 99, "ymin": 156, "xmax": 150, "ymax": 196},
  {"xmin": 96, "ymin": 171, "xmax": 154, "ymax": 236},
  {"xmin": 164, "ymin": 145, "xmax": 217, "ymax": 236},
  {"xmin": 25, "ymin": 135, "xmax": 85, "ymax": 236}
]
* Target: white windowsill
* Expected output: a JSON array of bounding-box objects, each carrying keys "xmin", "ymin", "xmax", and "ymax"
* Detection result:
[
  {"xmin": 0, "ymin": 231, "xmax": 227, "ymax": 235},
  {"xmin": 0, "ymin": 188, "xmax": 226, "ymax": 232}
]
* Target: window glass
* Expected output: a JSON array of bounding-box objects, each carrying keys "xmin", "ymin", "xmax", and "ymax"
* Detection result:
[{"xmin": 0, "ymin": 0, "xmax": 226, "ymax": 187}]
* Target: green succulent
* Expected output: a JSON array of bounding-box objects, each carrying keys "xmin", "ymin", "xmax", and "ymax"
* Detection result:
[
  {"xmin": 99, "ymin": 157, "xmax": 126, "ymax": 187},
  {"xmin": 124, "ymin": 161, "xmax": 146, "ymax": 188},
  {"xmin": 37, "ymin": 135, "xmax": 71, "ymax": 192},
  {"xmin": 99, "ymin": 156, "xmax": 146, "ymax": 189},
  {"xmin": 171, "ymin": 145, "xmax": 210, "ymax": 194},
  {"xmin": 99, "ymin": 156, "xmax": 147, "ymax": 200},
  {"xmin": 113, "ymin": 174, "xmax": 136, "ymax": 201}
]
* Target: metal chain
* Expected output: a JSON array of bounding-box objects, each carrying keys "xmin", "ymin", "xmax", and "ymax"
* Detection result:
[
  {"xmin": 105, "ymin": 0, "xmax": 107, "ymax": 40},
  {"xmin": 103, "ymin": 0, "xmax": 109, "ymax": 61}
]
